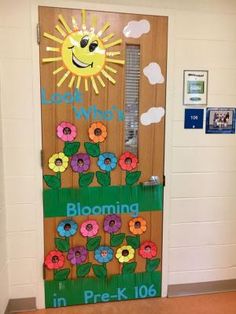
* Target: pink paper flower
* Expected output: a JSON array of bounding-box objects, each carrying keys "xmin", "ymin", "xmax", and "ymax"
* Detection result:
[
  {"xmin": 57, "ymin": 122, "xmax": 77, "ymax": 142},
  {"xmin": 80, "ymin": 220, "xmax": 99, "ymax": 237}
]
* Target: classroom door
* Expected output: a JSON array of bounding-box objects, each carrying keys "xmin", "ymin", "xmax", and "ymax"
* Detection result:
[{"xmin": 39, "ymin": 6, "xmax": 167, "ymax": 308}]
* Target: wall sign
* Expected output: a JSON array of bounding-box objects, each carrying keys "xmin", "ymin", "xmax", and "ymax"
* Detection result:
[
  {"xmin": 206, "ymin": 108, "xmax": 235, "ymax": 134},
  {"xmin": 183, "ymin": 70, "xmax": 208, "ymax": 106},
  {"xmin": 184, "ymin": 109, "xmax": 204, "ymax": 129}
]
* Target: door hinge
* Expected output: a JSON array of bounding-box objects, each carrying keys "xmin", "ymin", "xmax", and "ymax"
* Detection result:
[
  {"xmin": 37, "ymin": 23, "xmax": 40, "ymax": 45},
  {"xmin": 43, "ymin": 264, "xmax": 46, "ymax": 280},
  {"xmin": 41, "ymin": 149, "xmax": 44, "ymax": 168},
  {"xmin": 163, "ymin": 175, "xmax": 166, "ymax": 186}
]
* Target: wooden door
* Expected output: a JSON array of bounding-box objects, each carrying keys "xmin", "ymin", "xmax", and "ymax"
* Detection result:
[{"xmin": 39, "ymin": 6, "xmax": 167, "ymax": 308}]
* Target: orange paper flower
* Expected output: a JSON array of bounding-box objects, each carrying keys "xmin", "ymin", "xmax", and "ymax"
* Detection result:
[
  {"xmin": 88, "ymin": 122, "xmax": 107, "ymax": 143},
  {"xmin": 129, "ymin": 217, "xmax": 147, "ymax": 235}
]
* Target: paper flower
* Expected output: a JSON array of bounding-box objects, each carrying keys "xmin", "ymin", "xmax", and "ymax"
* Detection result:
[
  {"xmin": 57, "ymin": 219, "xmax": 78, "ymax": 237},
  {"xmin": 129, "ymin": 217, "xmax": 147, "ymax": 235},
  {"xmin": 56, "ymin": 121, "xmax": 77, "ymax": 142},
  {"xmin": 67, "ymin": 246, "xmax": 88, "ymax": 265},
  {"xmin": 88, "ymin": 122, "xmax": 107, "ymax": 143},
  {"xmin": 44, "ymin": 250, "xmax": 65, "ymax": 270},
  {"xmin": 80, "ymin": 220, "xmax": 99, "ymax": 237},
  {"xmin": 139, "ymin": 241, "xmax": 157, "ymax": 259},
  {"xmin": 48, "ymin": 152, "xmax": 69, "ymax": 173},
  {"xmin": 104, "ymin": 214, "xmax": 121, "ymax": 234},
  {"xmin": 94, "ymin": 246, "xmax": 114, "ymax": 263},
  {"xmin": 70, "ymin": 153, "xmax": 90, "ymax": 173},
  {"xmin": 116, "ymin": 245, "xmax": 135, "ymax": 263},
  {"xmin": 97, "ymin": 152, "xmax": 117, "ymax": 172},
  {"xmin": 118, "ymin": 151, "xmax": 138, "ymax": 171}
]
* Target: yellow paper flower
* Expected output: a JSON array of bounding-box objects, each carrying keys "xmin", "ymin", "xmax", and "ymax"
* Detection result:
[
  {"xmin": 48, "ymin": 152, "xmax": 69, "ymax": 173},
  {"xmin": 115, "ymin": 245, "xmax": 135, "ymax": 263},
  {"xmin": 129, "ymin": 217, "xmax": 147, "ymax": 235}
]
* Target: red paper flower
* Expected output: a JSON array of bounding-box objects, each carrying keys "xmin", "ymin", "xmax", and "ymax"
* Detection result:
[
  {"xmin": 80, "ymin": 220, "xmax": 99, "ymax": 237},
  {"xmin": 44, "ymin": 250, "xmax": 65, "ymax": 270},
  {"xmin": 139, "ymin": 241, "xmax": 157, "ymax": 259},
  {"xmin": 118, "ymin": 151, "xmax": 138, "ymax": 171},
  {"xmin": 57, "ymin": 122, "xmax": 77, "ymax": 142}
]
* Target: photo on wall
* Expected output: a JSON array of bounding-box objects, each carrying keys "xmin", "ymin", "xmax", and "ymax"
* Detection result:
[{"xmin": 206, "ymin": 108, "xmax": 235, "ymax": 134}]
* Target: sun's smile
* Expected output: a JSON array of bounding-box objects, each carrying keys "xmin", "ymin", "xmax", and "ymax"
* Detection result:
[{"xmin": 42, "ymin": 10, "xmax": 125, "ymax": 94}]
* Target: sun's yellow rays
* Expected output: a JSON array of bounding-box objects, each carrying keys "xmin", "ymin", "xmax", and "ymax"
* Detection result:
[
  {"xmin": 55, "ymin": 24, "xmax": 67, "ymax": 38},
  {"xmin": 58, "ymin": 14, "xmax": 72, "ymax": 33},
  {"xmin": 42, "ymin": 10, "xmax": 125, "ymax": 94},
  {"xmin": 43, "ymin": 32, "xmax": 63, "ymax": 44}
]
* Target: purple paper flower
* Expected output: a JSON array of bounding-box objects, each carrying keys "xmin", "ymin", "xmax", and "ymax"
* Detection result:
[
  {"xmin": 67, "ymin": 246, "xmax": 88, "ymax": 265},
  {"xmin": 103, "ymin": 214, "xmax": 121, "ymax": 234},
  {"xmin": 70, "ymin": 153, "xmax": 90, "ymax": 173}
]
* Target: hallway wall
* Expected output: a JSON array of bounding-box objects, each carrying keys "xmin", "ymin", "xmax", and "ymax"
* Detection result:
[{"xmin": 0, "ymin": 0, "xmax": 236, "ymax": 310}]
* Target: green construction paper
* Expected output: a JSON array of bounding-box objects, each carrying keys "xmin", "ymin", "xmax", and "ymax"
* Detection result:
[
  {"xmin": 96, "ymin": 171, "xmax": 111, "ymax": 186},
  {"xmin": 77, "ymin": 262, "xmax": 92, "ymax": 278},
  {"xmin": 43, "ymin": 175, "xmax": 61, "ymax": 189},
  {"xmin": 92, "ymin": 264, "xmax": 107, "ymax": 278},
  {"xmin": 126, "ymin": 235, "xmax": 140, "ymax": 249},
  {"xmin": 86, "ymin": 236, "xmax": 101, "ymax": 251},
  {"xmin": 146, "ymin": 258, "xmax": 160, "ymax": 272},
  {"xmin": 54, "ymin": 268, "xmax": 70, "ymax": 281},
  {"xmin": 122, "ymin": 262, "xmax": 137, "ymax": 274},
  {"xmin": 55, "ymin": 238, "xmax": 70, "ymax": 252},
  {"xmin": 126, "ymin": 171, "xmax": 141, "ymax": 185},
  {"xmin": 79, "ymin": 172, "xmax": 94, "ymax": 187},
  {"xmin": 45, "ymin": 271, "xmax": 161, "ymax": 307},
  {"xmin": 63, "ymin": 142, "xmax": 80, "ymax": 157},
  {"xmin": 43, "ymin": 184, "xmax": 163, "ymax": 218},
  {"xmin": 84, "ymin": 142, "xmax": 100, "ymax": 157},
  {"xmin": 110, "ymin": 233, "xmax": 125, "ymax": 247}
]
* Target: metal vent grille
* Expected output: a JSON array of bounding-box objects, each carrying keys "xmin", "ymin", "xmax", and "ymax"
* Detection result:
[{"xmin": 124, "ymin": 45, "xmax": 140, "ymax": 155}]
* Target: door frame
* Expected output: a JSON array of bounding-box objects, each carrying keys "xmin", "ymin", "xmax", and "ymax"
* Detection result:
[{"xmin": 31, "ymin": 0, "xmax": 173, "ymax": 308}]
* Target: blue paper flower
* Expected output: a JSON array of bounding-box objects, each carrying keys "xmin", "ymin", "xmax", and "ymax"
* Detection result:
[
  {"xmin": 97, "ymin": 153, "xmax": 117, "ymax": 172},
  {"xmin": 57, "ymin": 219, "xmax": 78, "ymax": 237},
  {"xmin": 94, "ymin": 246, "xmax": 114, "ymax": 263}
]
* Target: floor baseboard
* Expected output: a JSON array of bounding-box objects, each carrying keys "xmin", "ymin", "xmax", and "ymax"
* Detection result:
[
  {"xmin": 168, "ymin": 279, "xmax": 236, "ymax": 297},
  {"xmin": 4, "ymin": 298, "xmax": 36, "ymax": 314}
]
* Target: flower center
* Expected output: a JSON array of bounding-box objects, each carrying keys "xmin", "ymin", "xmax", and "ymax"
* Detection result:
[
  {"xmin": 125, "ymin": 157, "xmax": 132, "ymax": 164},
  {"xmin": 145, "ymin": 245, "xmax": 151, "ymax": 252},
  {"xmin": 63, "ymin": 127, "xmax": 71, "ymax": 135},
  {"xmin": 122, "ymin": 249, "xmax": 129, "ymax": 257},
  {"xmin": 109, "ymin": 219, "xmax": 115, "ymax": 227},
  {"xmin": 94, "ymin": 128, "xmax": 102, "ymax": 136},
  {"xmin": 55, "ymin": 158, "xmax": 63, "ymax": 166},
  {"xmin": 75, "ymin": 251, "xmax": 81, "ymax": 257},
  {"xmin": 134, "ymin": 221, "xmax": 141, "ymax": 228},
  {"xmin": 64, "ymin": 223, "xmax": 71, "ymax": 231},
  {"xmin": 101, "ymin": 250, "xmax": 108, "ymax": 257},
  {"xmin": 105, "ymin": 158, "xmax": 111, "ymax": 165},
  {"xmin": 86, "ymin": 223, "xmax": 93, "ymax": 231},
  {"xmin": 52, "ymin": 256, "xmax": 59, "ymax": 263},
  {"xmin": 77, "ymin": 159, "xmax": 84, "ymax": 166}
]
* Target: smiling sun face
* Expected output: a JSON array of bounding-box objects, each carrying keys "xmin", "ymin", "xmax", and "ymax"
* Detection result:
[{"xmin": 42, "ymin": 10, "xmax": 125, "ymax": 94}]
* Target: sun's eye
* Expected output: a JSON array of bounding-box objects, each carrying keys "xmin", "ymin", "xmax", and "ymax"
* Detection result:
[
  {"xmin": 80, "ymin": 35, "xmax": 89, "ymax": 48},
  {"xmin": 89, "ymin": 41, "xmax": 98, "ymax": 52}
]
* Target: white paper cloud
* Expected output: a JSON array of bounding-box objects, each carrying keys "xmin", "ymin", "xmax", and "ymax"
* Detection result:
[
  {"xmin": 143, "ymin": 62, "xmax": 165, "ymax": 85},
  {"xmin": 140, "ymin": 107, "xmax": 165, "ymax": 126},
  {"xmin": 123, "ymin": 20, "xmax": 150, "ymax": 38}
]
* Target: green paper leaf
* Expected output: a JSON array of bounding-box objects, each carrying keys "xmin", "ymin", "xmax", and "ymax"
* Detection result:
[
  {"xmin": 43, "ymin": 175, "xmax": 61, "ymax": 189},
  {"xmin": 122, "ymin": 262, "xmax": 137, "ymax": 274},
  {"xmin": 55, "ymin": 238, "xmax": 70, "ymax": 252},
  {"xmin": 86, "ymin": 236, "xmax": 101, "ymax": 251},
  {"xmin": 96, "ymin": 171, "xmax": 111, "ymax": 186},
  {"xmin": 63, "ymin": 141, "xmax": 80, "ymax": 157},
  {"xmin": 126, "ymin": 235, "xmax": 140, "ymax": 249},
  {"xmin": 54, "ymin": 268, "xmax": 70, "ymax": 281},
  {"xmin": 126, "ymin": 171, "xmax": 141, "ymax": 185},
  {"xmin": 84, "ymin": 142, "xmax": 100, "ymax": 157},
  {"xmin": 76, "ymin": 262, "xmax": 92, "ymax": 277},
  {"xmin": 146, "ymin": 258, "xmax": 161, "ymax": 272},
  {"xmin": 110, "ymin": 233, "xmax": 125, "ymax": 247},
  {"xmin": 79, "ymin": 172, "xmax": 94, "ymax": 187},
  {"xmin": 92, "ymin": 264, "xmax": 107, "ymax": 278}
]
